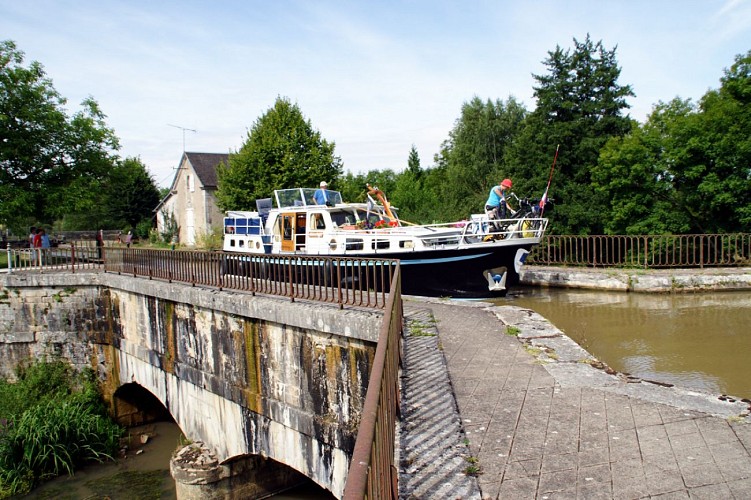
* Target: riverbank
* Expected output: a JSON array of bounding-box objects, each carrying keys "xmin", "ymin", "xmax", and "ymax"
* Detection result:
[{"xmin": 520, "ymin": 265, "xmax": 751, "ymax": 292}]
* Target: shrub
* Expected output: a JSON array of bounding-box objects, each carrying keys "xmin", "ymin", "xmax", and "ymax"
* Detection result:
[{"xmin": 0, "ymin": 360, "xmax": 123, "ymax": 498}]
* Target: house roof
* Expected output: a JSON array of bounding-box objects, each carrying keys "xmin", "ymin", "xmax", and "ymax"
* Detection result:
[
  {"xmin": 185, "ymin": 152, "xmax": 229, "ymax": 188},
  {"xmin": 154, "ymin": 151, "xmax": 230, "ymax": 212}
]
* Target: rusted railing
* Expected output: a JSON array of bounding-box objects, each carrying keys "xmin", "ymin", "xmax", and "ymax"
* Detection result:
[
  {"xmin": 5, "ymin": 245, "xmax": 397, "ymax": 310},
  {"xmin": 4, "ymin": 244, "xmax": 103, "ymax": 272},
  {"xmin": 343, "ymin": 267, "xmax": 402, "ymax": 500},
  {"xmin": 528, "ymin": 233, "xmax": 751, "ymax": 268}
]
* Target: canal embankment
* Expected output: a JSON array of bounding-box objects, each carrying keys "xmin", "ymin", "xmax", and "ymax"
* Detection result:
[
  {"xmin": 520, "ymin": 265, "xmax": 751, "ymax": 292},
  {"xmin": 399, "ymin": 296, "xmax": 751, "ymax": 499}
]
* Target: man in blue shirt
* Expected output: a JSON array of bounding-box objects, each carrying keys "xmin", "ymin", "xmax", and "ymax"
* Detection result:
[{"xmin": 313, "ymin": 181, "xmax": 330, "ymax": 205}]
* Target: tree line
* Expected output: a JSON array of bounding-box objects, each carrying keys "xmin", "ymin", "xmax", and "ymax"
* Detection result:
[
  {"xmin": 3, "ymin": 36, "xmax": 749, "ymax": 238},
  {"xmin": 217, "ymin": 36, "xmax": 750, "ymax": 235},
  {"xmin": 0, "ymin": 40, "xmax": 161, "ymax": 239}
]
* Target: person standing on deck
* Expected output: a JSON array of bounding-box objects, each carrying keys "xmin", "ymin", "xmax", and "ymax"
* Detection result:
[
  {"xmin": 484, "ymin": 178, "xmax": 515, "ymax": 231},
  {"xmin": 313, "ymin": 181, "xmax": 330, "ymax": 205}
]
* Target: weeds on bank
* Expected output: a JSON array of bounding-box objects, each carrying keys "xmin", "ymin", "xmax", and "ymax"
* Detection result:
[
  {"xmin": 0, "ymin": 359, "xmax": 123, "ymax": 498},
  {"xmin": 463, "ymin": 456, "xmax": 481, "ymax": 476},
  {"xmin": 505, "ymin": 326, "xmax": 521, "ymax": 336},
  {"xmin": 407, "ymin": 315, "xmax": 438, "ymax": 337}
]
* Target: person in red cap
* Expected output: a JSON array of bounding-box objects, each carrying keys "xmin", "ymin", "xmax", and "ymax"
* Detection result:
[{"xmin": 484, "ymin": 178, "xmax": 515, "ymax": 232}]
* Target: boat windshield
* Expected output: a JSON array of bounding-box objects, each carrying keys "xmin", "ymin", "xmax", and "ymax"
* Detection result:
[
  {"xmin": 274, "ymin": 188, "xmax": 343, "ymax": 208},
  {"xmin": 328, "ymin": 207, "xmax": 400, "ymax": 228}
]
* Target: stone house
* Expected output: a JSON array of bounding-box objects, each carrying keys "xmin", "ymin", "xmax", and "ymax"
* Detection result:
[{"xmin": 155, "ymin": 152, "xmax": 229, "ymax": 246}]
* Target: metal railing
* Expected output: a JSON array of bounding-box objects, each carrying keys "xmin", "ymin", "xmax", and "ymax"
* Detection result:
[
  {"xmin": 7, "ymin": 243, "xmax": 405, "ymax": 496},
  {"xmin": 343, "ymin": 267, "xmax": 402, "ymax": 500},
  {"xmin": 5, "ymin": 245, "xmax": 397, "ymax": 310},
  {"xmin": 528, "ymin": 233, "xmax": 751, "ymax": 268},
  {"xmin": 4, "ymin": 244, "xmax": 103, "ymax": 272}
]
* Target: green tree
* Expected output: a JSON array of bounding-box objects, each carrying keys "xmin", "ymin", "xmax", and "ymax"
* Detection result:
[
  {"xmin": 509, "ymin": 35, "xmax": 634, "ymax": 234},
  {"xmin": 696, "ymin": 50, "xmax": 751, "ymax": 232},
  {"xmin": 406, "ymin": 144, "xmax": 421, "ymax": 180},
  {"xmin": 594, "ymin": 50, "xmax": 751, "ymax": 234},
  {"xmin": 593, "ymin": 101, "xmax": 696, "ymax": 234},
  {"xmin": 435, "ymin": 96, "xmax": 527, "ymax": 221},
  {"xmin": 57, "ymin": 157, "xmax": 160, "ymax": 233},
  {"xmin": 216, "ymin": 97, "xmax": 343, "ymax": 210},
  {"xmin": 104, "ymin": 157, "xmax": 161, "ymax": 231},
  {"xmin": 0, "ymin": 40, "xmax": 119, "ymax": 234}
]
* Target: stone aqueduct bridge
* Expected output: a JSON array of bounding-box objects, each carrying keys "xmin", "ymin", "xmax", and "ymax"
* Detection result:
[{"xmin": 0, "ymin": 270, "xmax": 385, "ymax": 498}]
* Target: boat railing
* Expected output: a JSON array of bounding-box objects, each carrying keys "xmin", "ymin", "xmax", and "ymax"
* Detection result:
[{"xmin": 321, "ymin": 216, "xmax": 547, "ymax": 246}]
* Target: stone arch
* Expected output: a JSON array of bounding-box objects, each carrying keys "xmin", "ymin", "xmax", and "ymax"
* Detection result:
[
  {"xmin": 171, "ymin": 450, "xmax": 336, "ymax": 499},
  {"xmin": 112, "ymin": 381, "xmax": 174, "ymax": 427}
]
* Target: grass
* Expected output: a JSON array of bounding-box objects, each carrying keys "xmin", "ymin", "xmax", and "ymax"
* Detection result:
[
  {"xmin": 408, "ymin": 318, "xmax": 437, "ymax": 337},
  {"xmin": 0, "ymin": 359, "xmax": 123, "ymax": 498},
  {"xmin": 505, "ymin": 325, "xmax": 521, "ymax": 336},
  {"xmin": 463, "ymin": 456, "xmax": 481, "ymax": 476}
]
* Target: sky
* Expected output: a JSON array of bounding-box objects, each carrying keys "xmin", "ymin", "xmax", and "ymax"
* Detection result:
[{"xmin": 2, "ymin": 1, "xmax": 750, "ymax": 188}]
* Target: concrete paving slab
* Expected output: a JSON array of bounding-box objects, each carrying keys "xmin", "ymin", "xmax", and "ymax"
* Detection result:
[{"xmin": 399, "ymin": 296, "xmax": 751, "ymax": 499}]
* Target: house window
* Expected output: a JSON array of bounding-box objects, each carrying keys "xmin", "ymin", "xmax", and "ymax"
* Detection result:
[{"xmin": 186, "ymin": 174, "xmax": 195, "ymax": 192}]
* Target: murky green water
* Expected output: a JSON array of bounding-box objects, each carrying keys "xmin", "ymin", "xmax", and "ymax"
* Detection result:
[
  {"xmin": 23, "ymin": 420, "xmax": 333, "ymax": 499},
  {"xmin": 23, "ymin": 421, "xmax": 182, "ymax": 499},
  {"xmin": 502, "ymin": 288, "xmax": 751, "ymax": 400}
]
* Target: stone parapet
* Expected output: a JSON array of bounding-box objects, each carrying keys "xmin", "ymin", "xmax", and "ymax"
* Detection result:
[{"xmin": 520, "ymin": 266, "xmax": 751, "ymax": 292}]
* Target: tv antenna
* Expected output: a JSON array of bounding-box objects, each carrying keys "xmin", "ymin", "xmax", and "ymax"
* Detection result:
[{"xmin": 168, "ymin": 124, "xmax": 197, "ymax": 152}]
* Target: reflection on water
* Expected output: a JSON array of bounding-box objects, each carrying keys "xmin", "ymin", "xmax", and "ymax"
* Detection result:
[{"xmin": 502, "ymin": 288, "xmax": 751, "ymax": 399}]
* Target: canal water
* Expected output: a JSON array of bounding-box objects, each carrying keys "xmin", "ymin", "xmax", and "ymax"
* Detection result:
[
  {"xmin": 23, "ymin": 420, "xmax": 333, "ymax": 499},
  {"xmin": 502, "ymin": 288, "xmax": 751, "ymax": 400}
]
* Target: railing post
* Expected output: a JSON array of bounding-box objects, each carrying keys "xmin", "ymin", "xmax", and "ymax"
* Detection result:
[
  {"xmin": 6, "ymin": 243, "xmax": 11, "ymax": 274},
  {"xmin": 288, "ymin": 257, "xmax": 294, "ymax": 302}
]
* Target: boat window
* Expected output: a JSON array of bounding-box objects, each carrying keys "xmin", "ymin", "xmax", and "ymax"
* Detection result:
[
  {"xmin": 399, "ymin": 240, "xmax": 413, "ymax": 249},
  {"xmin": 311, "ymin": 213, "xmax": 326, "ymax": 230},
  {"xmin": 372, "ymin": 239, "xmax": 389, "ymax": 250},
  {"xmin": 239, "ymin": 240, "xmax": 245, "ymax": 248},
  {"xmin": 345, "ymin": 238, "xmax": 364, "ymax": 250},
  {"xmin": 331, "ymin": 211, "xmax": 355, "ymax": 227}
]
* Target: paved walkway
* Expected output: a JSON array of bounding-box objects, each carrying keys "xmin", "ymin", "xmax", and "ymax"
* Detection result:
[{"xmin": 399, "ymin": 298, "xmax": 751, "ymax": 499}]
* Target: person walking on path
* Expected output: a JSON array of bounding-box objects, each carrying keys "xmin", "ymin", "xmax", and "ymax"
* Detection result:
[{"xmin": 31, "ymin": 227, "xmax": 43, "ymax": 266}]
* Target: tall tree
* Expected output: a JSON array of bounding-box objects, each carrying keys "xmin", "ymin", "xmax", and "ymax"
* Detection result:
[
  {"xmin": 216, "ymin": 97, "xmax": 343, "ymax": 211},
  {"xmin": 594, "ymin": 50, "xmax": 751, "ymax": 234},
  {"xmin": 406, "ymin": 144, "xmax": 421, "ymax": 180},
  {"xmin": 435, "ymin": 96, "xmax": 527, "ymax": 221},
  {"xmin": 593, "ymin": 100, "xmax": 696, "ymax": 234},
  {"xmin": 509, "ymin": 35, "xmax": 634, "ymax": 234},
  {"xmin": 0, "ymin": 40, "xmax": 119, "ymax": 233},
  {"xmin": 105, "ymin": 157, "xmax": 162, "ymax": 230}
]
